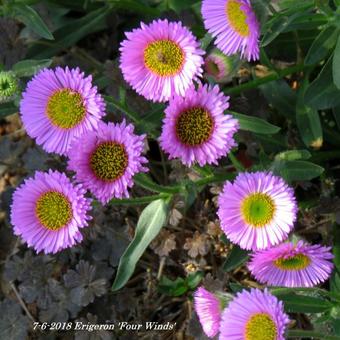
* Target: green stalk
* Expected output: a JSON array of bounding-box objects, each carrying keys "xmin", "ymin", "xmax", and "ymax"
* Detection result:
[
  {"xmin": 225, "ymin": 64, "xmax": 307, "ymax": 96},
  {"xmin": 109, "ymin": 193, "xmax": 170, "ymax": 206},
  {"xmin": 229, "ymin": 152, "xmax": 245, "ymax": 172},
  {"xmin": 104, "ymin": 95, "xmax": 141, "ymax": 124},
  {"xmin": 287, "ymin": 329, "xmax": 340, "ymax": 339},
  {"xmin": 134, "ymin": 174, "xmax": 183, "ymax": 194}
]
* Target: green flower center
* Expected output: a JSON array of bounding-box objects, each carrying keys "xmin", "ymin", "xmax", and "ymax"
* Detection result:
[
  {"xmin": 226, "ymin": 0, "xmax": 249, "ymax": 37},
  {"xmin": 46, "ymin": 89, "xmax": 86, "ymax": 129},
  {"xmin": 0, "ymin": 72, "xmax": 18, "ymax": 99},
  {"xmin": 274, "ymin": 253, "xmax": 311, "ymax": 271},
  {"xmin": 241, "ymin": 193, "xmax": 276, "ymax": 227},
  {"xmin": 175, "ymin": 107, "xmax": 214, "ymax": 146},
  {"xmin": 90, "ymin": 142, "xmax": 128, "ymax": 181},
  {"xmin": 206, "ymin": 59, "xmax": 220, "ymax": 77},
  {"xmin": 245, "ymin": 313, "xmax": 277, "ymax": 340},
  {"xmin": 36, "ymin": 191, "xmax": 72, "ymax": 231},
  {"xmin": 144, "ymin": 39, "xmax": 184, "ymax": 76}
]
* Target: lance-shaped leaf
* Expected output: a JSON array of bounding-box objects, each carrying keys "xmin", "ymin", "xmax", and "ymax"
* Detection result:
[
  {"xmin": 230, "ymin": 111, "xmax": 280, "ymax": 134},
  {"xmin": 112, "ymin": 199, "xmax": 168, "ymax": 291},
  {"xmin": 296, "ymin": 79, "xmax": 323, "ymax": 149},
  {"xmin": 12, "ymin": 59, "xmax": 52, "ymax": 77},
  {"xmin": 13, "ymin": 5, "xmax": 54, "ymax": 40}
]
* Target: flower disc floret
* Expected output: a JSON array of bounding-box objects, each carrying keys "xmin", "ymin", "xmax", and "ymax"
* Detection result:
[
  {"xmin": 90, "ymin": 142, "xmax": 128, "ymax": 182},
  {"xmin": 274, "ymin": 253, "xmax": 311, "ymax": 271},
  {"xmin": 175, "ymin": 107, "xmax": 213, "ymax": 146},
  {"xmin": 226, "ymin": 0, "xmax": 249, "ymax": 37},
  {"xmin": 47, "ymin": 89, "xmax": 86, "ymax": 129},
  {"xmin": 241, "ymin": 193, "xmax": 276, "ymax": 227},
  {"xmin": 36, "ymin": 191, "xmax": 72, "ymax": 230},
  {"xmin": 245, "ymin": 313, "xmax": 277, "ymax": 340},
  {"xmin": 144, "ymin": 40, "xmax": 184, "ymax": 76}
]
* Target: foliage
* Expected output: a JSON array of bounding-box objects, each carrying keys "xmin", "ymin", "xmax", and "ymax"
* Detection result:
[{"xmin": 1, "ymin": 0, "xmax": 340, "ymax": 339}]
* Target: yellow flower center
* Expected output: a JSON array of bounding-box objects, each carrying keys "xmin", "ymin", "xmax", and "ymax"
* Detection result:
[
  {"xmin": 36, "ymin": 191, "xmax": 72, "ymax": 231},
  {"xmin": 226, "ymin": 0, "xmax": 250, "ymax": 37},
  {"xmin": 274, "ymin": 253, "xmax": 311, "ymax": 271},
  {"xmin": 144, "ymin": 39, "xmax": 184, "ymax": 76},
  {"xmin": 175, "ymin": 107, "xmax": 213, "ymax": 146},
  {"xmin": 46, "ymin": 88, "xmax": 86, "ymax": 129},
  {"xmin": 90, "ymin": 142, "xmax": 128, "ymax": 181},
  {"xmin": 245, "ymin": 313, "xmax": 277, "ymax": 340},
  {"xmin": 241, "ymin": 193, "xmax": 276, "ymax": 227}
]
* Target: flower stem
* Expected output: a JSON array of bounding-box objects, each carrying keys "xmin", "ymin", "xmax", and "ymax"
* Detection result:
[
  {"xmin": 229, "ymin": 152, "xmax": 245, "ymax": 172},
  {"xmin": 109, "ymin": 193, "xmax": 170, "ymax": 205},
  {"xmin": 225, "ymin": 63, "xmax": 307, "ymax": 96},
  {"xmin": 287, "ymin": 329, "xmax": 340, "ymax": 339}
]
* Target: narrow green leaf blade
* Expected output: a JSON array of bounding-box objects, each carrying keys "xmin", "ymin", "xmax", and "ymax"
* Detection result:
[
  {"xmin": 296, "ymin": 80, "xmax": 323, "ymax": 149},
  {"xmin": 305, "ymin": 26, "xmax": 339, "ymax": 65},
  {"xmin": 305, "ymin": 56, "xmax": 340, "ymax": 110},
  {"xmin": 27, "ymin": 7, "xmax": 108, "ymax": 59},
  {"xmin": 223, "ymin": 245, "xmax": 249, "ymax": 272},
  {"xmin": 274, "ymin": 293, "xmax": 333, "ymax": 313},
  {"xmin": 333, "ymin": 34, "xmax": 340, "ymax": 90},
  {"xmin": 230, "ymin": 111, "xmax": 280, "ymax": 134},
  {"xmin": 112, "ymin": 199, "xmax": 168, "ymax": 291},
  {"xmin": 272, "ymin": 160, "xmax": 324, "ymax": 182},
  {"xmin": 14, "ymin": 5, "xmax": 54, "ymax": 40},
  {"xmin": 12, "ymin": 59, "xmax": 52, "ymax": 77},
  {"xmin": 275, "ymin": 150, "xmax": 311, "ymax": 161}
]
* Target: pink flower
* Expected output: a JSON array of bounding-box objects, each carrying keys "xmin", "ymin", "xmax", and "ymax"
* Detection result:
[{"xmin": 120, "ymin": 19, "xmax": 204, "ymax": 102}]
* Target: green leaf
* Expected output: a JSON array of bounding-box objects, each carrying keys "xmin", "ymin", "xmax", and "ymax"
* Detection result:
[
  {"xmin": 274, "ymin": 293, "xmax": 333, "ymax": 313},
  {"xmin": 12, "ymin": 59, "xmax": 52, "ymax": 77},
  {"xmin": 260, "ymin": 80, "xmax": 296, "ymax": 119},
  {"xmin": 275, "ymin": 150, "xmax": 311, "ymax": 161},
  {"xmin": 272, "ymin": 160, "xmax": 324, "ymax": 182},
  {"xmin": 333, "ymin": 34, "xmax": 340, "ymax": 90},
  {"xmin": 112, "ymin": 199, "xmax": 168, "ymax": 291},
  {"xmin": 230, "ymin": 111, "xmax": 280, "ymax": 134},
  {"xmin": 187, "ymin": 271, "xmax": 204, "ymax": 290},
  {"xmin": 167, "ymin": 0, "xmax": 200, "ymax": 13},
  {"xmin": 223, "ymin": 245, "xmax": 249, "ymax": 272},
  {"xmin": 305, "ymin": 55, "xmax": 340, "ymax": 110},
  {"xmin": 251, "ymin": 0, "xmax": 270, "ymax": 25},
  {"xmin": 13, "ymin": 5, "xmax": 54, "ymax": 40},
  {"xmin": 261, "ymin": 11, "xmax": 307, "ymax": 46},
  {"xmin": 27, "ymin": 7, "xmax": 108, "ymax": 59},
  {"xmin": 305, "ymin": 26, "xmax": 339, "ymax": 65},
  {"xmin": 296, "ymin": 79, "xmax": 323, "ymax": 149},
  {"xmin": 158, "ymin": 276, "xmax": 188, "ymax": 297},
  {"xmin": 0, "ymin": 102, "xmax": 18, "ymax": 119}
]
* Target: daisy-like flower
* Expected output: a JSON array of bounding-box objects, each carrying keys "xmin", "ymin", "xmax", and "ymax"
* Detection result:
[
  {"xmin": 248, "ymin": 241, "xmax": 334, "ymax": 287},
  {"xmin": 220, "ymin": 289, "xmax": 289, "ymax": 340},
  {"xmin": 205, "ymin": 49, "xmax": 241, "ymax": 83},
  {"xmin": 202, "ymin": 0, "xmax": 260, "ymax": 61},
  {"xmin": 0, "ymin": 71, "xmax": 18, "ymax": 103},
  {"xmin": 217, "ymin": 172, "xmax": 297, "ymax": 251},
  {"xmin": 20, "ymin": 67, "xmax": 106, "ymax": 156},
  {"xmin": 159, "ymin": 84, "xmax": 239, "ymax": 166},
  {"xmin": 68, "ymin": 120, "xmax": 148, "ymax": 204},
  {"xmin": 120, "ymin": 19, "xmax": 205, "ymax": 102},
  {"xmin": 10, "ymin": 170, "xmax": 92, "ymax": 254},
  {"xmin": 194, "ymin": 287, "xmax": 223, "ymax": 338}
]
